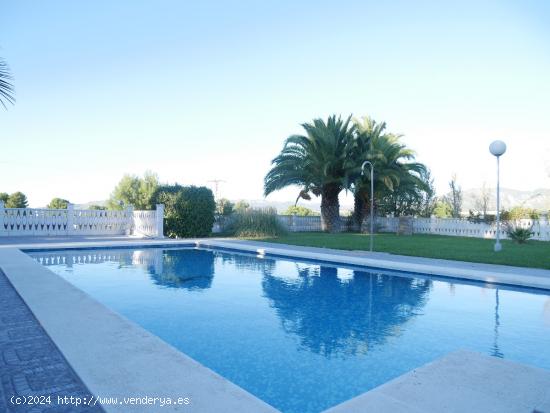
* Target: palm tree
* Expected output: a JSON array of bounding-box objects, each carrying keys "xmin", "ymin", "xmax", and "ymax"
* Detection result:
[
  {"xmin": 264, "ymin": 115, "xmax": 356, "ymax": 232},
  {"xmin": 351, "ymin": 117, "xmax": 427, "ymax": 229},
  {"xmin": 0, "ymin": 57, "xmax": 15, "ymax": 109}
]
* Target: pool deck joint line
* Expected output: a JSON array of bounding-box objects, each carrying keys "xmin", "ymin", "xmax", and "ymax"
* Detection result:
[{"xmin": 0, "ymin": 235, "xmax": 549, "ymax": 412}]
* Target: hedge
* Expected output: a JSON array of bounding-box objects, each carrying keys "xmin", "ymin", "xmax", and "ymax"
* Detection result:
[{"xmin": 152, "ymin": 184, "xmax": 215, "ymax": 238}]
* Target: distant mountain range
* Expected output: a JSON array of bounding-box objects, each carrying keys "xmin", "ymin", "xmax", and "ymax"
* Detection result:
[{"xmin": 460, "ymin": 187, "xmax": 550, "ymax": 212}]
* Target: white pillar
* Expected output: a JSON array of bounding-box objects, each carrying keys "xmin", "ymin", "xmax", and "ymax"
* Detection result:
[
  {"xmin": 156, "ymin": 204, "xmax": 164, "ymax": 238},
  {"xmin": 66, "ymin": 203, "xmax": 74, "ymax": 235}
]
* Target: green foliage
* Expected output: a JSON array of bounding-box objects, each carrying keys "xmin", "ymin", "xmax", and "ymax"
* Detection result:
[
  {"xmin": 433, "ymin": 199, "xmax": 452, "ymax": 218},
  {"xmin": 264, "ymin": 114, "xmax": 431, "ymax": 231},
  {"xmin": 227, "ymin": 208, "xmax": 287, "ymax": 238},
  {"xmin": 506, "ymin": 224, "xmax": 534, "ymax": 244},
  {"xmin": 6, "ymin": 192, "xmax": 28, "ymax": 208},
  {"xmin": 0, "ymin": 57, "xmax": 15, "ymax": 109},
  {"xmin": 283, "ymin": 205, "xmax": 318, "ymax": 216},
  {"xmin": 152, "ymin": 185, "xmax": 215, "ymax": 238},
  {"xmin": 234, "ymin": 200, "xmax": 250, "ymax": 212},
  {"xmin": 467, "ymin": 210, "xmax": 495, "ymax": 224},
  {"xmin": 89, "ymin": 205, "xmax": 107, "ymax": 210},
  {"xmin": 264, "ymin": 115, "xmax": 356, "ymax": 232},
  {"xmin": 377, "ymin": 168, "xmax": 435, "ymax": 217},
  {"xmin": 47, "ymin": 198, "xmax": 70, "ymax": 209},
  {"xmin": 0, "ymin": 192, "xmax": 8, "ymax": 204},
  {"xmin": 445, "ymin": 174, "xmax": 462, "ymax": 218},
  {"xmin": 216, "ymin": 198, "xmax": 234, "ymax": 216},
  {"xmin": 501, "ymin": 207, "xmax": 540, "ymax": 221},
  {"xmin": 108, "ymin": 171, "xmax": 159, "ymax": 210}
]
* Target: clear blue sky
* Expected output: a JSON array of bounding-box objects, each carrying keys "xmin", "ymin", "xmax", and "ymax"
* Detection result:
[{"xmin": 1, "ymin": 0, "xmax": 549, "ymax": 207}]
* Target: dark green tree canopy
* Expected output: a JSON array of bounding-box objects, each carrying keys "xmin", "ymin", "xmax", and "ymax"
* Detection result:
[
  {"xmin": 47, "ymin": 198, "xmax": 70, "ymax": 209},
  {"xmin": 0, "ymin": 192, "xmax": 8, "ymax": 204},
  {"xmin": 6, "ymin": 192, "xmax": 28, "ymax": 208},
  {"xmin": 152, "ymin": 184, "xmax": 215, "ymax": 238}
]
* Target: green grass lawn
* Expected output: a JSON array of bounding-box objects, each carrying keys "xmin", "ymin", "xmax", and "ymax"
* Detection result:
[{"xmin": 257, "ymin": 232, "xmax": 550, "ymax": 269}]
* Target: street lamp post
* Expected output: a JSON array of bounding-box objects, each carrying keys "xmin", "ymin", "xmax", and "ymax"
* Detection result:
[
  {"xmin": 489, "ymin": 140, "xmax": 507, "ymax": 252},
  {"xmin": 361, "ymin": 161, "xmax": 374, "ymax": 252}
]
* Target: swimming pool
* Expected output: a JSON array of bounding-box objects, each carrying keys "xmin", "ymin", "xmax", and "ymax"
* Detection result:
[{"xmin": 30, "ymin": 247, "xmax": 550, "ymax": 413}]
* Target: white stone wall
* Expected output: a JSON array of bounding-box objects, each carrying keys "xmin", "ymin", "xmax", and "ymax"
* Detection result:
[{"xmin": 0, "ymin": 202, "xmax": 164, "ymax": 238}]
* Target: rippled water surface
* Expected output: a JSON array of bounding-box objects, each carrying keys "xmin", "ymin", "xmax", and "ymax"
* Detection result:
[{"xmin": 30, "ymin": 247, "xmax": 550, "ymax": 413}]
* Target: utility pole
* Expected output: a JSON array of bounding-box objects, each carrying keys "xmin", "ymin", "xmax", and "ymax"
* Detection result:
[{"xmin": 208, "ymin": 179, "xmax": 226, "ymax": 199}]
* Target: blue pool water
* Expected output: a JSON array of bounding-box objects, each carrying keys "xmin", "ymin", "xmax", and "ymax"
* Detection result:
[{"xmin": 30, "ymin": 247, "xmax": 550, "ymax": 413}]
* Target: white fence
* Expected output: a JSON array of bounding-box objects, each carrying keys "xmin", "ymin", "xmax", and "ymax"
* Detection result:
[
  {"xmin": 0, "ymin": 202, "xmax": 164, "ymax": 238},
  {"xmin": 277, "ymin": 215, "xmax": 323, "ymax": 232},
  {"xmin": 376, "ymin": 216, "xmax": 550, "ymax": 241},
  {"xmin": 252, "ymin": 214, "xmax": 550, "ymax": 241}
]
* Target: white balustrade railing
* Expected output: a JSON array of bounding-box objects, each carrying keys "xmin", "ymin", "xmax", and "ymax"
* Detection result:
[
  {"xmin": 0, "ymin": 202, "xmax": 165, "ymax": 238},
  {"xmin": 277, "ymin": 215, "xmax": 323, "ymax": 232},
  {"xmin": 375, "ymin": 216, "xmax": 550, "ymax": 241},
  {"xmin": 222, "ymin": 214, "xmax": 550, "ymax": 241}
]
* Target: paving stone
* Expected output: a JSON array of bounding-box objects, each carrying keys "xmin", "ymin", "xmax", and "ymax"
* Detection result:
[{"xmin": 0, "ymin": 269, "xmax": 104, "ymax": 413}]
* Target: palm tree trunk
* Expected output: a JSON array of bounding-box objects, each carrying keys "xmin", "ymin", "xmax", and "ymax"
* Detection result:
[
  {"xmin": 321, "ymin": 184, "xmax": 341, "ymax": 233},
  {"xmin": 353, "ymin": 191, "xmax": 368, "ymax": 232}
]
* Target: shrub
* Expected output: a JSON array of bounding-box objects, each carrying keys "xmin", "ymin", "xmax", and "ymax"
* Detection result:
[
  {"xmin": 152, "ymin": 184, "xmax": 215, "ymax": 238},
  {"xmin": 283, "ymin": 205, "xmax": 318, "ymax": 216},
  {"xmin": 47, "ymin": 198, "xmax": 70, "ymax": 209},
  {"xmin": 216, "ymin": 198, "xmax": 234, "ymax": 216},
  {"xmin": 506, "ymin": 223, "xmax": 534, "ymax": 244},
  {"xmin": 227, "ymin": 208, "xmax": 287, "ymax": 238},
  {"xmin": 501, "ymin": 207, "xmax": 540, "ymax": 221},
  {"xmin": 467, "ymin": 210, "xmax": 495, "ymax": 224}
]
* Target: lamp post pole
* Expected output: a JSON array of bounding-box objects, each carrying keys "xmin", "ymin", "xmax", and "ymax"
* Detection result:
[
  {"xmin": 362, "ymin": 161, "xmax": 374, "ymax": 252},
  {"xmin": 489, "ymin": 140, "xmax": 506, "ymax": 252}
]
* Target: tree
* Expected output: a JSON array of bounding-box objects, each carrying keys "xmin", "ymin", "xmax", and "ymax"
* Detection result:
[
  {"xmin": 473, "ymin": 182, "xmax": 491, "ymax": 217},
  {"xmin": 283, "ymin": 205, "xmax": 318, "ymax": 216},
  {"xmin": 47, "ymin": 198, "xmax": 70, "ymax": 209},
  {"xmin": 445, "ymin": 174, "xmax": 462, "ymax": 218},
  {"xmin": 234, "ymin": 200, "xmax": 250, "ymax": 212},
  {"xmin": 6, "ymin": 192, "xmax": 28, "ymax": 208},
  {"xmin": 377, "ymin": 168, "xmax": 435, "ymax": 217},
  {"xmin": 265, "ymin": 115, "xmax": 356, "ymax": 232},
  {"xmin": 0, "ymin": 192, "xmax": 8, "ymax": 204},
  {"xmin": 351, "ymin": 117, "xmax": 428, "ymax": 227},
  {"xmin": 216, "ymin": 198, "xmax": 234, "ymax": 215},
  {"xmin": 0, "ymin": 57, "xmax": 15, "ymax": 109},
  {"xmin": 433, "ymin": 198, "xmax": 452, "ymax": 218},
  {"xmin": 107, "ymin": 171, "xmax": 159, "ymax": 210},
  {"xmin": 89, "ymin": 205, "xmax": 107, "ymax": 210}
]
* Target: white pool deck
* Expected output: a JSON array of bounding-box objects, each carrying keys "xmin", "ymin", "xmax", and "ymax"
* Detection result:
[{"xmin": 1, "ymin": 235, "xmax": 549, "ymax": 412}]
